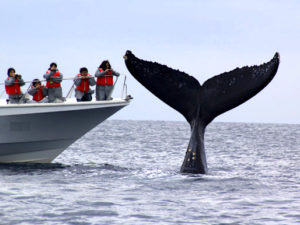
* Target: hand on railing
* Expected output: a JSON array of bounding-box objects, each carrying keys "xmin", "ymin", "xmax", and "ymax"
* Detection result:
[{"xmin": 0, "ymin": 74, "xmax": 129, "ymax": 100}]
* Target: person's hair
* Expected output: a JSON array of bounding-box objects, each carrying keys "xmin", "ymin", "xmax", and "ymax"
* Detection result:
[
  {"xmin": 49, "ymin": 62, "xmax": 57, "ymax": 69},
  {"xmin": 99, "ymin": 60, "xmax": 111, "ymax": 70},
  {"xmin": 80, "ymin": 67, "xmax": 88, "ymax": 73},
  {"xmin": 7, "ymin": 68, "xmax": 15, "ymax": 76},
  {"xmin": 32, "ymin": 79, "xmax": 41, "ymax": 86}
]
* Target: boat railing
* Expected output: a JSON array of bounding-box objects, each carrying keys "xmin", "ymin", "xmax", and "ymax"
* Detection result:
[
  {"xmin": 0, "ymin": 90, "xmax": 5, "ymax": 99},
  {"xmin": 0, "ymin": 75, "xmax": 129, "ymax": 101},
  {"xmin": 121, "ymin": 75, "xmax": 128, "ymax": 99}
]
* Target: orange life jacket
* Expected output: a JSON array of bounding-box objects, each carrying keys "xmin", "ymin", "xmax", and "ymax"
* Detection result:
[
  {"xmin": 33, "ymin": 86, "xmax": 45, "ymax": 102},
  {"xmin": 96, "ymin": 69, "xmax": 113, "ymax": 86},
  {"xmin": 76, "ymin": 73, "xmax": 91, "ymax": 93},
  {"xmin": 46, "ymin": 70, "xmax": 61, "ymax": 88},
  {"xmin": 5, "ymin": 77, "xmax": 21, "ymax": 95}
]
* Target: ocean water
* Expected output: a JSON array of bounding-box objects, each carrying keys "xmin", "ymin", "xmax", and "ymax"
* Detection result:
[{"xmin": 0, "ymin": 120, "xmax": 299, "ymax": 225}]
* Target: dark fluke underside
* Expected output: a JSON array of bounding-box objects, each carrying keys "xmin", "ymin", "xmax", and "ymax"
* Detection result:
[{"xmin": 124, "ymin": 51, "xmax": 280, "ymax": 174}]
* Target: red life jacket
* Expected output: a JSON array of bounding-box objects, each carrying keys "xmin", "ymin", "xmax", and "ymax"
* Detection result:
[
  {"xmin": 76, "ymin": 73, "xmax": 91, "ymax": 93},
  {"xmin": 33, "ymin": 86, "xmax": 45, "ymax": 102},
  {"xmin": 5, "ymin": 77, "xmax": 21, "ymax": 95},
  {"xmin": 46, "ymin": 70, "xmax": 61, "ymax": 88},
  {"xmin": 96, "ymin": 69, "xmax": 113, "ymax": 86}
]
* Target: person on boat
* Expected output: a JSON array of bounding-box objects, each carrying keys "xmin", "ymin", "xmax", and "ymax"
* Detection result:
[
  {"xmin": 74, "ymin": 67, "xmax": 96, "ymax": 102},
  {"xmin": 5, "ymin": 68, "xmax": 26, "ymax": 104},
  {"xmin": 28, "ymin": 79, "xmax": 48, "ymax": 103},
  {"xmin": 94, "ymin": 60, "xmax": 120, "ymax": 100},
  {"xmin": 43, "ymin": 62, "xmax": 64, "ymax": 103}
]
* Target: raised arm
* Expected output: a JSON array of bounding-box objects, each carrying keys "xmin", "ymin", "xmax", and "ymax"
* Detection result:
[
  {"xmin": 52, "ymin": 72, "xmax": 63, "ymax": 83},
  {"xmin": 89, "ymin": 77, "xmax": 96, "ymax": 86},
  {"xmin": 111, "ymin": 69, "xmax": 120, "ymax": 77},
  {"xmin": 43, "ymin": 71, "xmax": 53, "ymax": 79},
  {"xmin": 94, "ymin": 69, "xmax": 106, "ymax": 77},
  {"xmin": 28, "ymin": 87, "xmax": 37, "ymax": 96},
  {"xmin": 5, "ymin": 77, "xmax": 15, "ymax": 86},
  {"xmin": 73, "ymin": 76, "xmax": 82, "ymax": 86},
  {"xmin": 18, "ymin": 77, "xmax": 25, "ymax": 86}
]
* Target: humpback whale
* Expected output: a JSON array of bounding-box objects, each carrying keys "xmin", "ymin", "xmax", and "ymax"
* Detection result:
[{"xmin": 124, "ymin": 51, "xmax": 280, "ymax": 174}]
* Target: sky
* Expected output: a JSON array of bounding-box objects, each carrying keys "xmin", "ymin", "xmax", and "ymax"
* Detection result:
[{"xmin": 0, "ymin": 0, "xmax": 299, "ymax": 124}]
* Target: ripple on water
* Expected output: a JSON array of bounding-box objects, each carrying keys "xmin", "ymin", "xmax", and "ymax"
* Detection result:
[{"xmin": 0, "ymin": 121, "xmax": 299, "ymax": 225}]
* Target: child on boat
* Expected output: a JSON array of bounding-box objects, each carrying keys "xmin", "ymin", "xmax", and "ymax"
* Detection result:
[
  {"xmin": 43, "ymin": 62, "xmax": 64, "ymax": 103},
  {"xmin": 5, "ymin": 68, "xmax": 26, "ymax": 104},
  {"xmin": 28, "ymin": 79, "xmax": 48, "ymax": 103},
  {"xmin": 94, "ymin": 60, "xmax": 120, "ymax": 100},
  {"xmin": 74, "ymin": 67, "xmax": 96, "ymax": 102}
]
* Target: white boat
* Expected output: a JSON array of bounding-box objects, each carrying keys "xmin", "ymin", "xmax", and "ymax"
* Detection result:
[{"xmin": 0, "ymin": 76, "xmax": 130, "ymax": 163}]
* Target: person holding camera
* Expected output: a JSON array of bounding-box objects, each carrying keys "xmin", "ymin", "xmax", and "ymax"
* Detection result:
[
  {"xmin": 28, "ymin": 79, "xmax": 48, "ymax": 103},
  {"xmin": 94, "ymin": 60, "xmax": 120, "ymax": 100},
  {"xmin": 74, "ymin": 67, "xmax": 96, "ymax": 102},
  {"xmin": 43, "ymin": 62, "xmax": 64, "ymax": 103},
  {"xmin": 5, "ymin": 68, "xmax": 26, "ymax": 104}
]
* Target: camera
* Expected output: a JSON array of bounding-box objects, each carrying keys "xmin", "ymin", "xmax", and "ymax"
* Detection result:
[{"xmin": 15, "ymin": 74, "xmax": 22, "ymax": 79}]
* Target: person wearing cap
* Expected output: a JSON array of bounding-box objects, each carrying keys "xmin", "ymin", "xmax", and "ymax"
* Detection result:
[
  {"xmin": 28, "ymin": 79, "xmax": 48, "ymax": 103},
  {"xmin": 94, "ymin": 60, "xmax": 120, "ymax": 100},
  {"xmin": 5, "ymin": 67, "xmax": 26, "ymax": 104},
  {"xmin": 43, "ymin": 62, "xmax": 64, "ymax": 103},
  {"xmin": 74, "ymin": 67, "xmax": 96, "ymax": 102}
]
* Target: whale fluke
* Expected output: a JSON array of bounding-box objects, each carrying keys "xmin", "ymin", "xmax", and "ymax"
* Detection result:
[{"xmin": 124, "ymin": 51, "xmax": 280, "ymax": 174}]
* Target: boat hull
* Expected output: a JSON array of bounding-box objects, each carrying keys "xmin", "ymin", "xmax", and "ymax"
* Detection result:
[{"xmin": 0, "ymin": 100, "xmax": 128, "ymax": 163}]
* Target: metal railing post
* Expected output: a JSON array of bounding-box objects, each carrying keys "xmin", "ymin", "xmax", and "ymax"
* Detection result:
[
  {"xmin": 121, "ymin": 75, "xmax": 127, "ymax": 99},
  {"xmin": 107, "ymin": 75, "xmax": 119, "ymax": 100}
]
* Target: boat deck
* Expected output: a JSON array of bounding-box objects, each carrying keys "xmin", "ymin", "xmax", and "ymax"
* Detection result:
[
  {"xmin": 0, "ymin": 98, "xmax": 130, "ymax": 115},
  {"xmin": 0, "ymin": 97, "xmax": 129, "ymax": 106}
]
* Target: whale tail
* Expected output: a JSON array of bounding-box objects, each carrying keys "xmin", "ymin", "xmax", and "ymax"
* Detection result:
[{"xmin": 124, "ymin": 51, "xmax": 280, "ymax": 173}]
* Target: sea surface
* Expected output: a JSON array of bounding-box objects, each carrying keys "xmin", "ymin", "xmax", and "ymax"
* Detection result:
[{"xmin": 0, "ymin": 120, "xmax": 299, "ymax": 225}]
